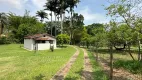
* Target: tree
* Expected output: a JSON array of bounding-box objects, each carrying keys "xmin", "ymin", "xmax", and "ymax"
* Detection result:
[
  {"xmin": 106, "ymin": 0, "xmax": 142, "ymax": 61},
  {"xmin": 56, "ymin": 34, "xmax": 70, "ymax": 46},
  {"xmin": 59, "ymin": 0, "xmax": 69, "ymax": 34},
  {"xmin": 67, "ymin": 0, "xmax": 80, "ymax": 35},
  {"xmin": 17, "ymin": 22, "xmax": 45, "ymax": 43},
  {"xmin": 36, "ymin": 10, "xmax": 48, "ymax": 22},
  {"xmin": 64, "ymin": 13, "xmax": 84, "ymax": 44},
  {"xmin": 44, "ymin": 0, "xmax": 58, "ymax": 36},
  {"xmin": 8, "ymin": 11, "xmax": 45, "ymax": 43},
  {"xmin": 0, "ymin": 13, "xmax": 8, "ymax": 35}
]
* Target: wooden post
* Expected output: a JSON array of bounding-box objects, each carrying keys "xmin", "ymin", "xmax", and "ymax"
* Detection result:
[
  {"xmin": 138, "ymin": 33, "xmax": 141, "ymax": 61},
  {"xmin": 110, "ymin": 45, "xmax": 113, "ymax": 80},
  {"xmin": 96, "ymin": 46, "xmax": 98, "ymax": 62},
  {"xmin": 138, "ymin": 40, "xmax": 141, "ymax": 61}
]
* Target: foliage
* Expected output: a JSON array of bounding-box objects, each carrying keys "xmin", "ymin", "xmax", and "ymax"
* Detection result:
[
  {"xmin": 36, "ymin": 10, "xmax": 48, "ymax": 22},
  {"xmin": 0, "ymin": 13, "xmax": 9, "ymax": 35},
  {"xmin": 113, "ymin": 60, "xmax": 142, "ymax": 74},
  {"xmin": 56, "ymin": 34, "xmax": 70, "ymax": 45},
  {"xmin": 0, "ymin": 36, "xmax": 10, "ymax": 44},
  {"xmin": 85, "ymin": 23, "xmax": 107, "ymax": 48},
  {"xmin": 17, "ymin": 23, "xmax": 45, "ymax": 43},
  {"xmin": 7, "ymin": 11, "xmax": 46, "ymax": 43},
  {"xmin": 64, "ymin": 13, "xmax": 84, "ymax": 44}
]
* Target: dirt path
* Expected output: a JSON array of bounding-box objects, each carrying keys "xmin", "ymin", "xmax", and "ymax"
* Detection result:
[
  {"xmin": 96, "ymin": 55, "xmax": 142, "ymax": 80},
  {"xmin": 82, "ymin": 49, "xmax": 93, "ymax": 80},
  {"xmin": 50, "ymin": 46, "xmax": 80, "ymax": 80}
]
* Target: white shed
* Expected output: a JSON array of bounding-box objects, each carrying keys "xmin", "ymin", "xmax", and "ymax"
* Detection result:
[{"xmin": 24, "ymin": 33, "xmax": 56, "ymax": 50}]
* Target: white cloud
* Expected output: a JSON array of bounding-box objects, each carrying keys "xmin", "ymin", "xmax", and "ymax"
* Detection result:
[
  {"xmin": 31, "ymin": 0, "xmax": 46, "ymax": 9},
  {"xmin": 77, "ymin": 6, "xmax": 110, "ymax": 25},
  {"xmin": 0, "ymin": 0, "xmax": 23, "ymax": 9}
]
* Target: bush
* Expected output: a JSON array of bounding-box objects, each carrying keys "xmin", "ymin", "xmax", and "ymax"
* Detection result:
[
  {"xmin": 56, "ymin": 34, "xmax": 70, "ymax": 46},
  {"xmin": 0, "ymin": 36, "xmax": 11, "ymax": 44},
  {"xmin": 113, "ymin": 60, "xmax": 142, "ymax": 74}
]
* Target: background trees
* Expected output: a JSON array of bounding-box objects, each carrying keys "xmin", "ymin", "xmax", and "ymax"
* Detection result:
[
  {"xmin": 0, "ymin": 13, "xmax": 8, "ymax": 35},
  {"xmin": 36, "ymin": 10, "xmax": 48, "ymax": 22}
]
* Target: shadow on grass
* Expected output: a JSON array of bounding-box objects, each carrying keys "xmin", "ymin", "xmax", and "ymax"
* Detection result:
[
  {"xmin": 33, "ymin": 74, "xmax": 45, "ymax": 80},
  {"xmin": 64, "ymin": 76, "xmax": 78, "ymax": 80},
  {"xmin": 57, "ymin": 45, "xmax": 67, "ymax": 48},
  {"xmin": 113, "ymin": 60, "xmax": 142, "ymax": 74}
]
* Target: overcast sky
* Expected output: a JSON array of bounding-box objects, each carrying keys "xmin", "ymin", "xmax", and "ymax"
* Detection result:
[{"xmin": 0, "ymin": 0, "xmax": 111, "ymax": 25}]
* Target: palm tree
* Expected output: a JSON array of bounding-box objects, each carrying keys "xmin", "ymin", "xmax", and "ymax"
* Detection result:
[
  {"xmin": 67, "ymin": 0, "xmax": 80, "ymax": 44},
  {"xmin": 36, "ymin": 10, "xmax": 48, "ymax": 22},
  {"xmin": 44, "ymin": 0, "xmax": 58, "ymax": 36},
  {"xmin": 55, "ymin": 0, "xmax": 69, "ymax": 34},
  {"xmin": 67, "ymin": 0, "xmax": 80, "ymax": 26},
  {"xmin": 0, "ymin": 13, "xmax": 8, "ymax": 35}
]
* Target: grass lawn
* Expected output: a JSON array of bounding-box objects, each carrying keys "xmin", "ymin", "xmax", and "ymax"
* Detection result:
[
  {"xmin": 64, "ymin": 48, "xmax": 84, "ymax": 80},
  {"xmin": 92, "ymin": 47, "xmax": 142, "ymax": 75},
  {"xmin": 95, "ymin": 48, "xmax": 138, "ymax": 61},
  {"xmin": 0, "ymin": 44, "xmax": 76, "ymax": 80},
  {"xmin": 87, "ymin": 50, "xmax": 108, "ymax": 80}
]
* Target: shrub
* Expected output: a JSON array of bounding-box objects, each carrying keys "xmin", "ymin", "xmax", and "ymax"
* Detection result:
[
  {"xmin": 0, "ymin": 36, "xmax": 11, "ymax": 44},
  {"xmin": 56, "ymin": 34, "xmax": 70, "ymax": 46},
  {"xmin": 113, "ymin": 60, "xmax": 142, "ymax": 74}
]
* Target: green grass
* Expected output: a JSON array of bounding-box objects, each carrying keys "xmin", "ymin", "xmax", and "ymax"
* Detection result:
[
  {"xmin": 113, "ymin": 60, "xmax": 142, "ymax": 74},
  {"xmin": 91, "ymin": 47, "xmax": 142, "ymax": 75},
  {"xmin": 64, "ymin": 48, "xmax": 84, "ymax": 80},
  {"xmin": 0, "ymin": 44, "xmax": 76, "ymax": 80},
  {"xmin": 95, "ymin": 48, "xmax": 138, "ymax": 61},
  {"xmin": 87, "ymin": 50, "xmax": 108, "ymax": 80}
]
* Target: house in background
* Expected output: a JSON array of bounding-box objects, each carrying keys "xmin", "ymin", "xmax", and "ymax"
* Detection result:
[{"xmin": 24, "ymin": 33, "xmax": 56, "ymax": 50}]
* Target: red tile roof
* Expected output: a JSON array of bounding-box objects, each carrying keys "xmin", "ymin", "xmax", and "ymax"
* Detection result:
[{"xmin": 24, "ymin": 33, "xmax": 55, "ymax": 41}]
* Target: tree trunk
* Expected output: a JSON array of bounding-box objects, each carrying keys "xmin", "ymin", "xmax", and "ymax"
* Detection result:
[
  {"xmin": 0, "ymin": 23, "xmax": 4, "ymax": 35},
  {"xmin": 57, "ymin": 15, "xmax": 60, "ymax": 35},
  {"xmin": 128, "ymin": 44, "xmax": 135, "ymax": 61},
  {"xmin": 60, "ymin": 14, "xmax": 63, "ymax": 34},
  {"xmin": 70, "ymin": 11, "xmax": 73, "ymax": 45},
  {"xmin": 51, "ymin": 11, "xmax": 53, "ymax": 36},
  {"xmin": 110, "ymin": 45, "xmax": 113, "ymax": 80},
  {"xmin": 140, "ymin": 51, "xmax": 142, "ymax": 62},
  {"xmin": 54, "ymin": 13, "xmax": 57, "ymax": 37},
  {"xmin": 69, "ymin": 32, "xmax": 72, "ymax": 45},
  {"xmin": 96, "ymin": 46, "xmax": 98, "ymax": 62}
]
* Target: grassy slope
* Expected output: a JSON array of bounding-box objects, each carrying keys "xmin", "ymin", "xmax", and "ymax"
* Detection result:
[
  {"xmin": 64, "ymin": 48, "xmax": 84, "ymax": 80},
  {"xmin": 0, "ymin": 44, "xmax": 76, "ymax": 80},
  {"xmin": 87, "ymin": 50, "xmax": 108, "ymax": 80}
]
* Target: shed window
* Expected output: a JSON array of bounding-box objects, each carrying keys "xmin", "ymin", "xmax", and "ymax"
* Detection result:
[{"xmin": 42, "ymin": 41, "xmax": 45, "ymax": 43}]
